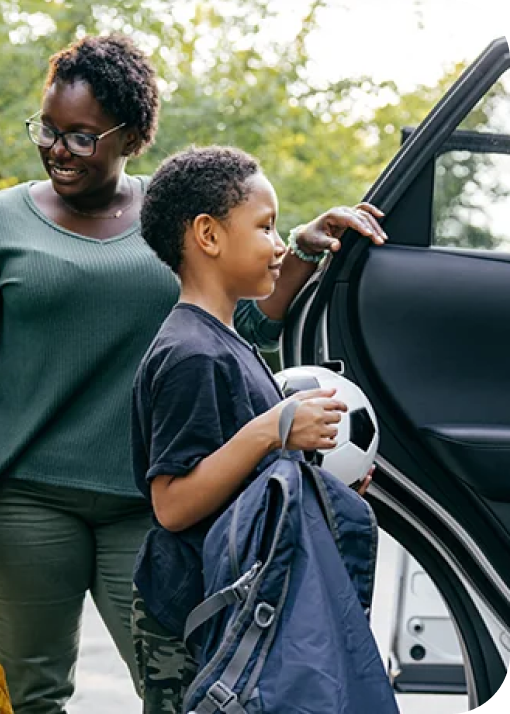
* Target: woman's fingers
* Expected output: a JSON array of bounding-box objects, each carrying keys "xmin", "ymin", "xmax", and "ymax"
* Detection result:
[
  {"xmin": 355, "ymin": 202, "xmax": 385, "ymax": 218},
  {"xmin": 355, "ymin": 209, "xmax": 388, "ymax": 243},
  {"xmin": 293, "ymin": 202, "xmax": 387, "ymax": 257},
  {"xmin": 324, "ymin": 204, "xmax": 387, "ymax": 244}
]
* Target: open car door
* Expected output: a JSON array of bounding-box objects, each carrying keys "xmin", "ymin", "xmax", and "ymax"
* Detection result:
[{"xmin": 281, "ymin": 36, "xmax": 510, "ymax": 709}]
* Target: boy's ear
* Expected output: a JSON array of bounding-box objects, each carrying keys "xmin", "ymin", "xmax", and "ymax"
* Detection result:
[{"xmin": 192, "ymin": 214, "xmax": 221, "ymax": 258}]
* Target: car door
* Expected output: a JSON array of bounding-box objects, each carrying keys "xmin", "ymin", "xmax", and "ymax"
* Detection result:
[{"xmin": 281, "ymin": 36, "xmax": 510, "ymax": 710}]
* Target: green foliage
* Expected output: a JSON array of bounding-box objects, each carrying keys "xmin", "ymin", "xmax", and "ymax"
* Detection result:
[
  {"xmin": 433, "ymin": 78, "xmax": 510, "ymax": 250},
  {"xmin": 0, "ymin": 0, "xmax": 506, "ymax": 250}
]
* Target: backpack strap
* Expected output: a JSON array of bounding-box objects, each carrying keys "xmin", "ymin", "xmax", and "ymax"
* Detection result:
[
  {"xmin": 187, "ymin": 399, "xmax": 299, "ymax": 649},
  {"xmin": 190, "ymin": 602, "xmax": 277, "ymax": 714},
  {"xmin": 278, "ymin": 399, "xmax": 299, "ymax": 457},
  {"xmin": 188, "ymin": 574, "xmax": 290, "ymax": 714},
  {"xmin": 184, "ymin": 561, "xmax": 262, "ymax": 648},
  {"xmin": 188, "ymin": 680, "xmax": 246, "ymax": 713},
  {"xmin": 185, "ymin": 404, "xmax": 299, "ymax": 713}
]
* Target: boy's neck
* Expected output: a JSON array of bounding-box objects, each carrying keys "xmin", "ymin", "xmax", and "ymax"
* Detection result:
[{"xmin": 178, "ymin": 286, "xmax": 237, "ymax": 329}]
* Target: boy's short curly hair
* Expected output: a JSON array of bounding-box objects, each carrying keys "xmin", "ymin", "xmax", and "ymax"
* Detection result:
[
  {"xmin": 141, "ymin": 145, "xmax": 261, "ymax": 273},
  {"xmin": 44, "ymin": 34, "xmax": 159, "ymax": 157}
]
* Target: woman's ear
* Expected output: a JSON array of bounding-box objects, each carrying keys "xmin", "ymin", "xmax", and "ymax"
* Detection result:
[
  {"xmin": 193, "ymin": 214, "xmax": 221, "ymax": 258},
  {"xmin": 122, "ymin": 128, "xmax": 141, "ymax": 157}
]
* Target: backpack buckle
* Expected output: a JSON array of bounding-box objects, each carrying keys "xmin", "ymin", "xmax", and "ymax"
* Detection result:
[
  {"xmin": 206, "ymin": 681, "xmax": 238, "ymax": 711},
  {"xmin": 254, "ymin": 602, "xmax": 275, "ymax": 629},
  {"xmin": 232, "ymin": 561, "xmax": 262, "ymax": 601}
]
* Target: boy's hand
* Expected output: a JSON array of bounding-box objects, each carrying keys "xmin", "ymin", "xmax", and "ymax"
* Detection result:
[
  {"xmin": 295, "ymin": 202, "xmax": 387, "ymax": 257},
  {"xmin": 353, "ymin": 465, "xmax": 375, "ymax": 496},
  {"xmin": 278, "ymin": 388, "xmax": 347, "ymax": 451}
]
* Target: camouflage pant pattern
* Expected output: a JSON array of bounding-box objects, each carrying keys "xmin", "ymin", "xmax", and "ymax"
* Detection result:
[{"xmin": 132, "ymin": 586, "xmax": 198, "ymax": 714}]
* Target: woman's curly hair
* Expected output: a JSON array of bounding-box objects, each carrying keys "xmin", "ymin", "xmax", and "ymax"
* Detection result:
[
  {"xmin": 141, "ymin": 145, "xmax": 260, "ymax": 273},
  {"xmin": 44, "ymin": 34, "xmax": 159, "ymax": 157}
]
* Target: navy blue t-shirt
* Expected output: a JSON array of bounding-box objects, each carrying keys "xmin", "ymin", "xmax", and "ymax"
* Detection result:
[{"xmin": 132, "ymin": 303, "xmax": 284, "ymax": 635}]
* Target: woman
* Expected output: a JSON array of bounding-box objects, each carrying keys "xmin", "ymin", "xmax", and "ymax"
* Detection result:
[{"xmin": 0, "ymin": 33, "xmax": 386, "ymax": 713}]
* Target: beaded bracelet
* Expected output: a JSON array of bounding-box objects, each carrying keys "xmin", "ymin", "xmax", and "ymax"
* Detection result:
[{"xmin": 288, "ymin": 225, "xmax": 327, "ymax": 264}]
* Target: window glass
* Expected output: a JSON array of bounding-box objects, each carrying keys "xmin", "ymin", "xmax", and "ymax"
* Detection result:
[
  {"xmin": 459, "ymin": 73, "xmax": 510, "ymax": 134},
  {"xmin": 432, "ymin": 70, "xmax": 510, "ymax": 251}
]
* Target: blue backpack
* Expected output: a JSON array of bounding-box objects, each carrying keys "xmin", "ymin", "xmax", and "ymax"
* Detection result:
[{"xmin": 183, "ymin": 402, "xmax": 399, "ymax": 714}]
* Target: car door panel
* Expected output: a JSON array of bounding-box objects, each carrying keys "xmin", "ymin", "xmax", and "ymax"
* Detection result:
[
  {"xmin": 282, "ymin": 36, "xmax": 510, "ymax": 705},
  {"xmin": 421, "ymin": 425, "xmax": 510, "ymax": 501},
  {"xmin": 329, "ymin": 256, "xmax": 510, "ymax": 617},
  {"xmin": 356, "ymin": 246, "xmax": 510, "ymax": 501}
]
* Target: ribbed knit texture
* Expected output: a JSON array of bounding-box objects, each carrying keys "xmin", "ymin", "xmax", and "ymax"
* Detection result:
[
  {"xmin": 0, "ymin": 181, "xmax": 283, "ymax": 497},
  {"xmin": 0, "ymin": 179, "xmax": 180, "ymax": 496}
]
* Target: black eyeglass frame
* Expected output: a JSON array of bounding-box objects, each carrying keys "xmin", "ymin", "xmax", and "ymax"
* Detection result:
[{"xmin": 25, "ymin": 110, "xmax": 126, "ymax": 157}]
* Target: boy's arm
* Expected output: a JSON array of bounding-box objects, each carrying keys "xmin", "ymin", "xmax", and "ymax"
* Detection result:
[
  {"xmin": 150, "ymin": 380, "xmax": 344, "ymax": 532},
  {"xmin": 152, "ymin": 410, "xmax": 279, "ymax": 531}
]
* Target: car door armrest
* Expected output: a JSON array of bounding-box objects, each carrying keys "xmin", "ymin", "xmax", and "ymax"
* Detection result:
[{"xmin": 420, "ymin": 425, "xmax": 510, "ymax": 501}]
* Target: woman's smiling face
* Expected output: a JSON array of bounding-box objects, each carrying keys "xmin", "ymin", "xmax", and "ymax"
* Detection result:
[{"xmin": 38, "ymin": 79, "xmax": 129, "ymax": 201}]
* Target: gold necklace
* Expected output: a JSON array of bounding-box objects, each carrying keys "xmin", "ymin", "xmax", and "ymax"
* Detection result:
[{"xmin": 61, "ymin": 179, "xmax": 134, "ymax": 220}]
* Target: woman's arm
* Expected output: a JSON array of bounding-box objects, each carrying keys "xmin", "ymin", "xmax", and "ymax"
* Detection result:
[
  {"xmin": 234, "ymin": 203, "xmax": 386, "ymax": 346},
  {"xmin": 258, "ymin": 203, "xmax": 387, "ymax": 321},
  {"xmin": 233, "ymin": 299, "xmax": 283, "ymax": 352}
]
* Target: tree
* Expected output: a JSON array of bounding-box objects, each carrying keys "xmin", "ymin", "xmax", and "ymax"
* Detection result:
[
  {"xmin": 0, "ymin": 0, "xmax": 365, "ymax": 231},
  {"xmin": 0, "ymin": 0, "xmax": 507, "ymax": 250},
  {"xmin": 432, "ymin": 79, "xmax": 510, "ymax": 250}
]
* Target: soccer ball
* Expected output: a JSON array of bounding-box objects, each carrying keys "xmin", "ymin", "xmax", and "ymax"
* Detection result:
[{"xmin": 274, "ymin": 365, "xmax": 379, "ymax": 487}]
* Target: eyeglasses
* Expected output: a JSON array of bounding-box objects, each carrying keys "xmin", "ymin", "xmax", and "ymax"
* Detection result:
[{"xmin": 25, "ymin": 111, "xmax": 126, "ymax": 157}]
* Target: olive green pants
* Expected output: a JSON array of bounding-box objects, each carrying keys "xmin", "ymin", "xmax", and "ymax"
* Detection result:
[{"xmin": 0, "ymin": 478, "xmax": 152, "ymax": 714}]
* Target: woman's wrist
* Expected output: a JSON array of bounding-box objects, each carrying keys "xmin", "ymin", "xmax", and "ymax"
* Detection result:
[{"xmin": 288, "ymin": 225, "xmax": 327, "ymax": 264}]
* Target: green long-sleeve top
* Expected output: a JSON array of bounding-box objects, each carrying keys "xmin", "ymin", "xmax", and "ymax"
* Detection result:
[{"xmin": 0, "ymin": 180, "xmax": 283, "ymax": 497}]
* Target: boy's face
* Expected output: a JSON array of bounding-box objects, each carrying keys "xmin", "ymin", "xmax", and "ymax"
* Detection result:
[{"xmin": 217, "ymin": 172, "xmax": 286, "ymax": 300}]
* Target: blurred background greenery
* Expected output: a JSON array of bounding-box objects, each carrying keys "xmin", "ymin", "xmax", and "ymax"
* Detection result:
[{"xmin": 0, "ymin": 0, "xmax": 506, "ymax": 245}]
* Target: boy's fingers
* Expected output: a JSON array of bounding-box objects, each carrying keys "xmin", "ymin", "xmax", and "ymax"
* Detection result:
[
  {"xmin": 292, "ymin": 387, "xmax": 336, "ymax": 401},
  {"xmin": 356, "ymin": 476, "xmax": 372, "ymax": 496},
  {"xmin": 324, "ymin": 410, "xmax": 342, "ymax": 423},
  {"xmin": 321, "ymin": 399, "xmax": 348, "ymax": 412},
  {"xmin": 290, "ymin": 390, "xmax": 348, "ymax": 413}
]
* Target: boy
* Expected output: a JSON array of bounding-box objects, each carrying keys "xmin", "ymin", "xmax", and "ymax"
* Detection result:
[{"xmin": 131, "ymin": 145, "xmax": 384, "ymax": 712}]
